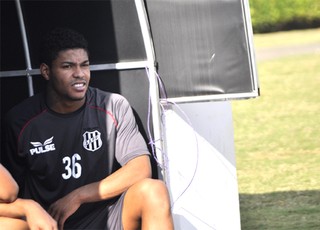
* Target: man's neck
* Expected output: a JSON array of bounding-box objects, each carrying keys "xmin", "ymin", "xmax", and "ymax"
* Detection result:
[{"xmin": 46, "ymin": 90, "xmax": 86, "ymax": 114}]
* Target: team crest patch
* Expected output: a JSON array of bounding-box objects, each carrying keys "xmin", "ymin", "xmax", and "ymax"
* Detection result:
[{"xmin": 83, "ymin": 130, "xmax": 102, "ymax": 152}]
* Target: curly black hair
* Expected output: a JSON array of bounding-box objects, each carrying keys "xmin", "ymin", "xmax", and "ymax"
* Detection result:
[{"xmin": 39, "ymin": 28, "xmax": 89, "ymax": 66}]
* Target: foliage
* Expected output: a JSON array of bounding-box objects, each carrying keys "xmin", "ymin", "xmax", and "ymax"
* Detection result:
[{"xmin": 249, "ymin": 0, "xmax": 320, "ymax": 33}]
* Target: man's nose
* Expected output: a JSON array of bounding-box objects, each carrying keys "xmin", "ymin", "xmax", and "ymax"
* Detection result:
[{"xmin": 73, "ymin": 65, "xmax": 85, "ymax": 78}]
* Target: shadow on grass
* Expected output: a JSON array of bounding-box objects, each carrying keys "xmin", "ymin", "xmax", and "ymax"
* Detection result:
[{"xmin": 239, "ymin": 190, "xmax": 320, "ymax": 230}]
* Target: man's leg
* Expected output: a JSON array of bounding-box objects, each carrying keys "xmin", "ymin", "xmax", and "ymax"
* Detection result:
[{"xmin": 122, "ymin": 178, "xmax": 174, "ymax": 230}]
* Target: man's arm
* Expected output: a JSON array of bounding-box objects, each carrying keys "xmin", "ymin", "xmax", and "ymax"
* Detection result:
[
  {"xmin": 0, "ymin": 198, "xmax": 58, "ymax": 230},
  {"xmin": 0, "ymin": 164, "xmax": 57, "ymax": 230},
  {"xmin": 0, "ymin": 164, "xmax": 18, "ymax": 203},
  {"xmin": 48, "ymin": 155, "xmax": 152, "ymax": 229}
]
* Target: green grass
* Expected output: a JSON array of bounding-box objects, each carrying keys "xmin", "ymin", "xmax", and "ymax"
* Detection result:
[
  {"xmin": 240, "ymin": 191, "xmax": 320, "ymax": 229},
  {"xmin": 232, "ymin": 28, "xmax": 320, "ymax": 229},
  {"xmin": 253, "ymin": 28, "xmax": 320, "ymax": 48}
]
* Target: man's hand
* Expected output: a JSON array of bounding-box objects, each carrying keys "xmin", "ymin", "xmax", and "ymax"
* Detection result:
[
  {"xmin": 23, "ymin": 199, "xmax": 58, "ymax": 230},
  {"xmin": 48, "ymin": 191, "xmax": 81, "ymax": 230}
]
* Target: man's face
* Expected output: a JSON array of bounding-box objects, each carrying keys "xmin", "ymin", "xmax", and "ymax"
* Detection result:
[{"xmin": 45, "ymin": 48, "xmax": 90, "ymax": 103}]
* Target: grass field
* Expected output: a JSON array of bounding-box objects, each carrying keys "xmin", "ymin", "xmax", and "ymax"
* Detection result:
[
  {"xmin": 232, "ymin": 28, "xmax": 320, "ymax": 229},
  {"xmin": 253, "ymin": 28, "xmax": 320, "ymax": 48}
]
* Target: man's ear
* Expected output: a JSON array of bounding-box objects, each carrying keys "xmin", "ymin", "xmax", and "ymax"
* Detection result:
[{"xmin": 40, "ymin": 63, "xmax": 50, "ymax": 80}]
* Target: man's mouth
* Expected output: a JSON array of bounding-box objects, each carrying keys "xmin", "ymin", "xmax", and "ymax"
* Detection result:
[{"xmin": 72, "ymin": 81, "xmax": 86, "ymax": 90}]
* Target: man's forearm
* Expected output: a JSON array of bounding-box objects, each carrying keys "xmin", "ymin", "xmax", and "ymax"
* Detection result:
[
  {"xmin": 77, "ymin": 155, "xmax": 152, "ymax": 204},
  {"xmin": 0, "ymin": 199, "xmax": 34, "ymax": 219}
]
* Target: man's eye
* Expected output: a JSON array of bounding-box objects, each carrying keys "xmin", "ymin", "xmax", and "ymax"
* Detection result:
[{"xmin": 63, "ymin": 65, "xmax": 71, "ymax": 69}]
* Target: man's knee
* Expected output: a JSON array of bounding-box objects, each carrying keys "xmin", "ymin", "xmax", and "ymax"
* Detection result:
[
  {"xmin": 122, "ymin": 179, "xmax": 173, "ymax": 229},
  {"xmin": 136, "ymin": 178, "xmax": 171, "ymax": 208},
  {"xmin": 123, "ymin": 179, "xmax": 171, "ymax": 219}
]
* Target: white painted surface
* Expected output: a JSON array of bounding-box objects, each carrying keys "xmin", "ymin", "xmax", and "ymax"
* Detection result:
[{"xmin": 162, "ymin": 101, "xmax": 241, "ymax": 230}]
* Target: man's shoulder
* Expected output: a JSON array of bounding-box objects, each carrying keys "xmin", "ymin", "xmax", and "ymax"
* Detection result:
[
  {"xmin": 5, "ymin": 92, "xmax": 46, "ymax": 124},
  {"xmin": 87, "ymin": 87, "xmax": 128, "ymax": 105}
]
